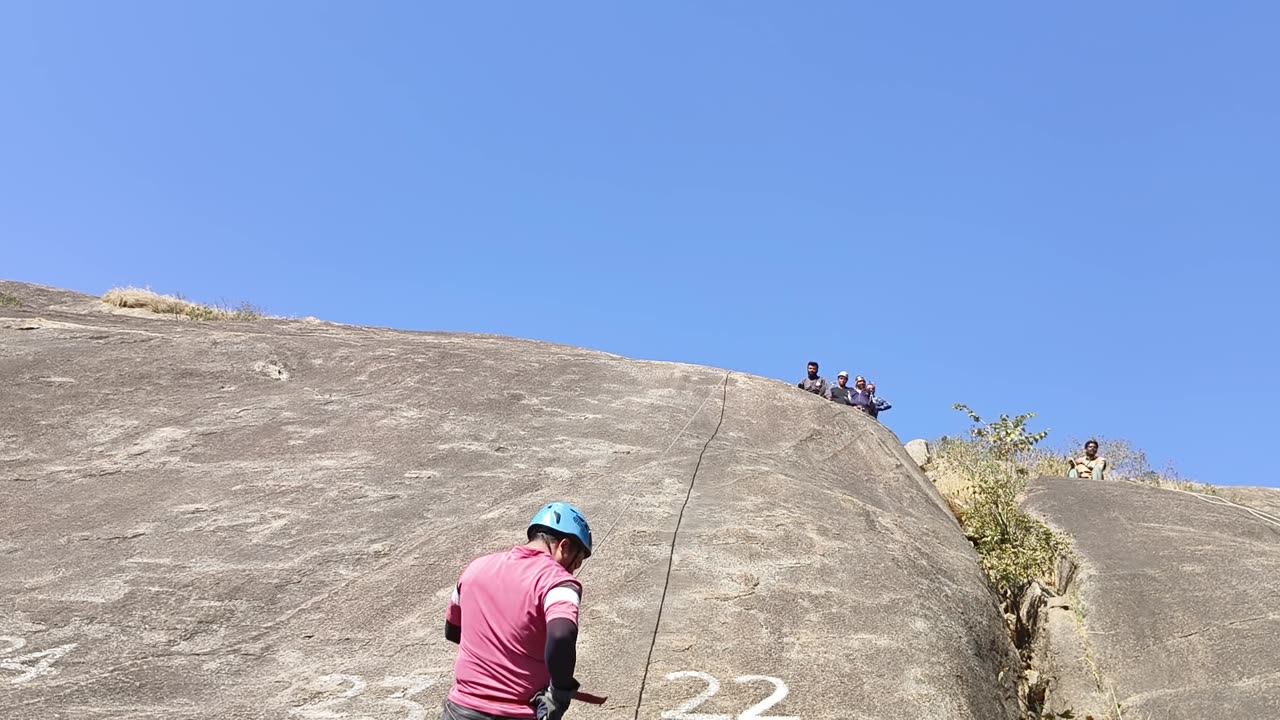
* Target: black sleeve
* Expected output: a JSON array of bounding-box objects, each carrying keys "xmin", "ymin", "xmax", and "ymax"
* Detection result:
[
  {"xmin": 544, "ymin": 617, "xmax": 579, "ymax": 689},
  {"xmin": 445, "ymin": 620, "xmax": 461, "ymax": 644}
]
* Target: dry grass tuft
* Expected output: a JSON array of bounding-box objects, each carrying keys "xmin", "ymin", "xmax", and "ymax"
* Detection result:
[
  {"xmin": 102, "ymin": 287, "xmax": 264, "ymax": 321},
  {"xmin": 104, "ymin": 287, "xmax": 193, "ymax": 314}
]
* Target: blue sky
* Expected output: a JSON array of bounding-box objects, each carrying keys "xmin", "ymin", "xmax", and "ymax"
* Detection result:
[{"xmin": 3, "ymin": 3, "xmax": 1277, "ymax": 486}]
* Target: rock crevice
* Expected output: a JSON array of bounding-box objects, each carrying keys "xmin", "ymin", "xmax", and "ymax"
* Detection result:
[{"xmin": 1005, "ymin": 554, "xmax": 1118, "ymax": 720}]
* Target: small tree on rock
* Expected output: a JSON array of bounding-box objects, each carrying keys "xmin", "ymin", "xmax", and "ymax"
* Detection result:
[{"xmin": 952, "ymin": 404, "xmax": 1049, "ymax": 461}]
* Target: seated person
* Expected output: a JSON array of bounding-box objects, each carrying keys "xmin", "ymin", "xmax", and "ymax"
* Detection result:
[
  {"xmin": 797, "ymin": 361, "xmax": 827, "ymax": 395},
  {"xmin": 824, "ymin": 371, "xmax": 853, "ymax": 404},
  {"xmin": 1068, "ymin": 439, "xmax": 1107, "ymax": 480}
]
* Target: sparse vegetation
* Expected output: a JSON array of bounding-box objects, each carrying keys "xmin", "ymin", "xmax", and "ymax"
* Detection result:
[
  {"xmin": 934, "ymin": 411, "xmax": 1215, "ymax": 719},
  {"xmin": 935, "ymin": 405, "xmax": 1071, "ymax": 594},
  {"xmin": 935, "ymin": 407, "xmax": 1079, "ymax": 718},
  {"xmin": 1063, "ymin": 435, "xmax": 1216, "ymax": 495},
  {"xmin": 0, "ymin": 290, "xmax": 20, "ymax": 307},
  {"xmin": 102, "ymin": 287, "xmax": 264, "ymax": 321},
  {"xmin": 953, "ymin": 404, "xmax": 1050, "ymax": 459}
]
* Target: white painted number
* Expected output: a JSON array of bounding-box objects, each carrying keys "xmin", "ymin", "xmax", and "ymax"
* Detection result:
[
  {"xmin": 662, "ymin": 671, "xmax": 729, "ymax": 720},
  {"xmin": 283, "ymin": 668, "xmax": 796, "ymax": 720},
  {"xmin": 661, "ymin": 671, "xmax": 796, "ymax": 720},
  {"xmin": 734, "ymin": 675, "xmax": 798, "ymax": 720},
  {"xmin": 0, "ymin": 643, "xmax": 78, "ymax": 684},
  {"xmin": 291, "ymin": 673, "xmax": 436, "ymax": 720}
]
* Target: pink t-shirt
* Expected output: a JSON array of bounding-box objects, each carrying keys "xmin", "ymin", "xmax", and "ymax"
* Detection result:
[{"xmin": 446, "ymin": 545, "xmax": 582, "ymax": 718}]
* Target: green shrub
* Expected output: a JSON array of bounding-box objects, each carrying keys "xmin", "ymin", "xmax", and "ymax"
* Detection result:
[
  {"xmin": 952, "ymin": 404, "xmax": 1050, "ymax": 460},
  {"xmin": 939, "ymin": 406, "xmax": 1072, "ymax": 593},
  {"xmin": 0, "ymin": 290, "xmax": 19, "ymax": 307}
]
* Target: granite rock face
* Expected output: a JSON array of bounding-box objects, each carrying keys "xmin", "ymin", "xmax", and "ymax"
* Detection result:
[
  {"xmin": 0, "ymin": 282, "xmax": 1019, "ymax": 720},
  {"xmin": 904, "ymin": 439, "xmax": 930, "ymax": 468},
  {"xmin": 1024, "ymin": 477, "xmax": 1280, "ymax": 720}
]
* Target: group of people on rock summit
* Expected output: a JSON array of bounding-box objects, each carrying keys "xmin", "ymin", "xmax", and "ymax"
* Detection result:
[
  {"xmin": 797, "ymin": 361, "xmax": 890, "ymax": 418},
  {"xmin": 800, "ymin": 361, "xmax": 1109, "ymax": 481}
]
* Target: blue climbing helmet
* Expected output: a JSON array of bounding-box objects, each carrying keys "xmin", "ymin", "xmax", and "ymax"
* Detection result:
[{"xmin": 527, "ymin": 502, "xmax": 593, "ymax": 558}]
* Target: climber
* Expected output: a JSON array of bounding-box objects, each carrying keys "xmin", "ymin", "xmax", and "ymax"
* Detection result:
[
  {"xmin": 798, "ymin": 361, "xmax": 827, "ymax": 395},
  {"xmin": 443, "ymin": 502, "xmax": 593, "ymax": 720},
  {"xmin": 1068, "ymin": 439, "xmax": 1107, "ymax": 480}
]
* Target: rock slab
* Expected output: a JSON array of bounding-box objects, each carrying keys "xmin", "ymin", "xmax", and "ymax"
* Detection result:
[
  {"xmin": 1024, "ymin": 477, "xmax": 1280, "ymax": 720},
  {"xmin": 904, "ymin": 439, "xmax": 930, "ymax": 468},
  {"xmin": 0, "ymin": 282, "xmax": 1020, "ymax": 719}
]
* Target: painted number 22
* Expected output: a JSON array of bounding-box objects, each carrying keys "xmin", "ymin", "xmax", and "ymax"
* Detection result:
[
  {"xmin": 290, "ymin": 673, "xmax": 435, "ymax": 720},
  {"xmin": 662, "ymin": 671, "xmax": 797, "ymax": 720}
]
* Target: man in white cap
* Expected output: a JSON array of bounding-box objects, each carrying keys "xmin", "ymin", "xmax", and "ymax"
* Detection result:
[{"xmin": 824, "ymin": 371, "xmax": 853, "ymax": 404}]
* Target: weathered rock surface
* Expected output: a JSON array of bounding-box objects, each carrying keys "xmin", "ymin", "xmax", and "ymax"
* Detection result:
[
  {"xmin": 903, "ymin": 439, "xmax": 930, "ymax": 468},
  {"xmin": 1220, "ymin": 486, "xmax": 1280, "ymax": 520},
  {"xmin": 1024, "ymin": 477, "xmax": 1280, "ymax": 719},
  {"xmin": 0, "ymin": 282, "xmax": 1020, "ymax": 720}
]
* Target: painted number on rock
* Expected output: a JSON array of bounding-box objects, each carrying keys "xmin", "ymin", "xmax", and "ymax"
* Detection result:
[
  {"xmin": 662, "ymin": 671, "xmax": 797, "ymax": 720},
  {"xmin": 0, "ymin": 635, "xmax": 78, "ymax": 684},
  {"xmin": 290, "ymin": 673, "xmax": 435, "ymax": 720}
]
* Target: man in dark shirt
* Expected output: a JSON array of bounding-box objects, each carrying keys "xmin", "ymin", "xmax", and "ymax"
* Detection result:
[{"xmin": 824, "ymin": 371, "xmax": 853, "ymax": 404}]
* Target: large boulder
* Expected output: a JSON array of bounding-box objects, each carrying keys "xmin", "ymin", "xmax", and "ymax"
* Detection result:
[
  {"xmin": 0, "ymin": 282, "xmax": 1020, "ymax": 719},
  {"xmin": 904, "ymin": 439, "xmax": 930, "ymax": 468},
  {"xmin": 1024, "ymin": 477, "xmax": 1280, "ymax": 719}
]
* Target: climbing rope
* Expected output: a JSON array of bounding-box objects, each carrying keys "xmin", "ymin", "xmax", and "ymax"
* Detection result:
[
  {"xmin": 589, "ymin": 375, "xmax": 728, "ymax": 559},
  {"xmin": 1119, "ymin": 478, "xmax": 1280, "ymax": 531},
  {"xmin": 631, "ymin": 372, "xmax": 730, "ymax": 720}
]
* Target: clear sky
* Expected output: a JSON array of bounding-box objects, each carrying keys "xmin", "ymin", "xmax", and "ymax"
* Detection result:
[{"xmin": 3, "ymin": 3, "xmax": 1277, "ymax": 486}]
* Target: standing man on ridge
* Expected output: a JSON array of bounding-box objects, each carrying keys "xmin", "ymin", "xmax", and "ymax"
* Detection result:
[
  {"xmin": 824, "ymin": 371, "xmax": 853, "ymax": 404},
  {"xmin": 847, "ymin": 376, "xmax": 875, "ymax": 415},
  {"xmin": 443, "ymin": 503, "xmax": 593, "ymax": 720},
  {"xmin": 798, "ymin": 361, "xmax": 827, "ymax": 396},
  {"xmin": 867, "ymin": 382, "xmax": 892, "ymax": 420}
]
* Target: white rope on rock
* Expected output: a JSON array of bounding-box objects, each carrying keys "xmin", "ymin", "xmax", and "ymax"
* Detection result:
[
  {"xmin": 1119, "ymin": 479, "xmax": 1280, "ymax": 531},
  {"xmin": 589, "ymin": 373, "xmax": 730, "ymax": 560}
]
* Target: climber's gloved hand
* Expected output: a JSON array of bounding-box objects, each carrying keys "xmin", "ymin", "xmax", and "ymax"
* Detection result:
[{"xmin": 532, "ymin": 680, "xmax": 579, "ymax": 720}]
